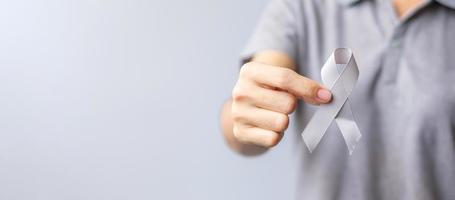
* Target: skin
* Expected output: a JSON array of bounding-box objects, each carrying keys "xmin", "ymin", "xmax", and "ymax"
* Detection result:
[
  {"xmin": 220, "ymin": 0, "xmax": 423, "ymax": 156},
  {"xmin": 393, "ymin": 0, "xmax": 424, "ymax": 18}
]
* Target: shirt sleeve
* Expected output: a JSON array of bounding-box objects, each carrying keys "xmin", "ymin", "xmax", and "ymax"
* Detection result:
[{"xmin": 240, "ymin": 0, "xmax": 301, "ymax": 64}]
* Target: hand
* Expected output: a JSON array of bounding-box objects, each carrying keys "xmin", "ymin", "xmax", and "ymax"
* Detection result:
[{"xmin": 231, "ymin": 62, "xmax": 332, "ymax": 148}]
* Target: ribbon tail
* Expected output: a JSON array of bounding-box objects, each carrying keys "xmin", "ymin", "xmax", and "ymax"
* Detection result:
[
  {"xmin": 301, "ymin": 106, "xmax": 334, "ymax": 153},
  {"xmin": 335, "ymin": 101, "xmax": 362, "ymax": 155},
  {"xmin": 301, "ymin": 77, "xmax": 350, "ymax": 153}
]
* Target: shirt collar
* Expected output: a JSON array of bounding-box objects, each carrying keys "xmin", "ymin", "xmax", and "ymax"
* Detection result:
[
  {"xmin": 436, "ymin": 0, "xmax": 455, "ymax": 9},
  {"xmin": 338, "ymin": 0, "xmax": 455, "ymax": 10}
]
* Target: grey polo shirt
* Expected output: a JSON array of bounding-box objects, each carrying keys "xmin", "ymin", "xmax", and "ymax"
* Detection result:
[{"xmin": 241, "ymin": 0, "xmax": 455, "ymax": 199}]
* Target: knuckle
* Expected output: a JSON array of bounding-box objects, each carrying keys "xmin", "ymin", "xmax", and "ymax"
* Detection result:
[
  {"xmin": 302, "ymin": 81, "xmax": 318, "ymax": 98},
  {"xmin": 282, "ymin": 95, "xmax": 297, "ymax": 114},
  {"xmin": 233, "ymin": 126, "xmax": 251, "ymax": 144},
  {"xmin": 275, "ymin": 69, "xmax": 293, "ymax": 88},
  {"xmin": 274, "ymin": 114, "xmax": 289, "ymax": 132},
  {"xmin": 231, "ymin": 85, "xmax": 247, "ymax": 102},
  {"xmin": 230, "ymin": 106, "xmax": 243, "ymax": 123},
  {"xmin": 262, "ymin": 133, "xmax": 280, "ymax": 147},
  {"xmin": 239, "ymin": 62, "xmax": 255, "ymax": 77},
  {"xmin": 232, "ymin": 125, "xmax": 244, "ymax": 141}
]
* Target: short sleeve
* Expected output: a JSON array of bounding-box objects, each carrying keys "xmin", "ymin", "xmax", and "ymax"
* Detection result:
[{"xmin": 241, "ymin": 0, "xmax": 301, "ymax": 64}]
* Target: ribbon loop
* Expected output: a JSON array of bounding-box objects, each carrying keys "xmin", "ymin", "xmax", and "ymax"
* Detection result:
[{"xmin": 301, "ymin": 48, "xmax": 362, "ymax": 155}]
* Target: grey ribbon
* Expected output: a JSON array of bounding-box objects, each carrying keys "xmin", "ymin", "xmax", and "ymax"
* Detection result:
[{"xmin": 301, "ymin": 48, "xmax": 362, "ymax": 155}]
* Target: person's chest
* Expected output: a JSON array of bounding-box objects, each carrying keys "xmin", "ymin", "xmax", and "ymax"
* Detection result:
[
  {"xmin": 298, "ymin": 0, "xmax": 455, "ymax": 125},
  {"xmin": 294, "ymin": 0, "xmax": 455, "ymax": 163},
  {"xmin": 294, "ymin": 4, "xmax": 455, "ymax": 198}
]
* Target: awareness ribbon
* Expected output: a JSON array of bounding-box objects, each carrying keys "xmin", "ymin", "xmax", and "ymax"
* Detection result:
[{"xmin": 301, "ymin": 48, "xmax": 362, "ymax": 155}]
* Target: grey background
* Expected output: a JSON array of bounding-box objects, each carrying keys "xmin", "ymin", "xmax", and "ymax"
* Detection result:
[{"xmin": 0, "ymin": 1, "xmax": 298, "ymax": 200}]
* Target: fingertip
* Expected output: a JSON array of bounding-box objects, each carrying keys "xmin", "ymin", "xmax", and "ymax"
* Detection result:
[{"xmin": 316, "ymin": 88, "xmax": 332, "ymax": 103}]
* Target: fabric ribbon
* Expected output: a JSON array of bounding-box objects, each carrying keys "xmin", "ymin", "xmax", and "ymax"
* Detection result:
[{"xmin": 301, "ymin": 48, "xmax": 362, "ymax": 155}]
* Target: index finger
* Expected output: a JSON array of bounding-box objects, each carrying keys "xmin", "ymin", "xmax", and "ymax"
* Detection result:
[{"xmin": 241, "ymin": 62, "xmax": 332, "ymax": 104}]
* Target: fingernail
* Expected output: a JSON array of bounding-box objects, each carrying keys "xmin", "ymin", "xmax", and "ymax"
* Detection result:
[{"xmin": 317, "ymin": 89, "xmax": 332, "ymax": 102}]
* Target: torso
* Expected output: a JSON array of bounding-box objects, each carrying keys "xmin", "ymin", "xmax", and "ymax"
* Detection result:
[{"xmin": 292, "ymin": 0, "xmax": 455, "ymax": 199}]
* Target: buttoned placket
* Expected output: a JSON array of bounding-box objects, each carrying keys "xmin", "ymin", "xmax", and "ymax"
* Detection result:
[{"xmin": 377, "ymin": 0, "xmax": 432, "ymax": 85}]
